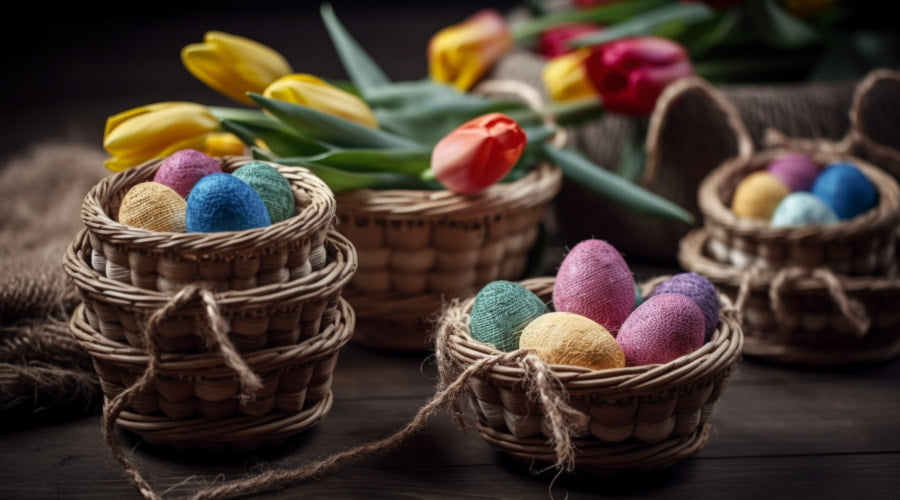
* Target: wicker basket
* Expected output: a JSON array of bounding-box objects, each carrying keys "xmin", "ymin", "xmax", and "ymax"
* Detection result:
[
  {"xmin": 434, "ymin": 277, "xmax": 742, "ymax": 474},
  {"xmin": 68, "ymin": 298, "xmax": 354, "ymax": 450},
  {"xmin": 679, "ymin": 228, "xmax": 900, "ymax": 367},
  {"xmin": 81, "ymin": 156, "xmax": 336, "ymax": 292},
  {"xmin": 698, "ymin": 144, "xmax": 900, "ymax": 275},
  {"xmin": 64, "ymin": 228, "xmax": 357, "ymax": 353}
]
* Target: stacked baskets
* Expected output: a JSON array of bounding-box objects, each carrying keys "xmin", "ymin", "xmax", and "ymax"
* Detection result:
[
  {"xmin": 435, "ymin": 277, "xmax": 742, "ymax": 474},
  {"xmin": 63, "ymin": 156, "xmax": 358, "ymax": 450},
  {"xmin": 676, "ymin": 82, "xmax": 900, "ymax": 367}
]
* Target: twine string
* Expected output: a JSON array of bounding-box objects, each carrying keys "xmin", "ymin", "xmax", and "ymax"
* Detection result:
[{"xmin": 769, "ymin": 266, "xmax": 871, "ymax": 337}]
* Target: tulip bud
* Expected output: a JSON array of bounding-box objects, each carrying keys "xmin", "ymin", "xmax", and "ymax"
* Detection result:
[
  {"xmin": 102, "ymin": 102, "xmax": 242, "ymax": 172},
  {"xmin": 263, "ymin": 73, "xmax": 378, "ymax": 128},
  {"xmin": 542, "ymin": 48, "xmax": 598, "ymax": 103},
  {"xmin": 182, "ymin": 31, "xmax": 292, "ymax": 106},
  {"xmin": 538, "ymin": 22, "xmax": 602, "ymax": 58},
  {"xmin": 584, "ymin": 36, "xmax": 695, "ymax": 116},
  {"xmin": 428, "ymin": 9, "xmax": 512, "ymax": 91},
  {"xmin": 431, "ymin": 113, "xmax": 526, "ymax": 194}
]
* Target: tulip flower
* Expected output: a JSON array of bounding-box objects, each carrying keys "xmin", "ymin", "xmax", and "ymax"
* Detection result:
[
  {"xmin": 584, "ymin": 36, "xmax": 694, "ymax": 115},
  {"xmin": 428, "ymin": 9, "xmax": 512, "ymax": 91},
  {"xmin": 538, "ymin": 22, "xmax": 603, "ymax": 58},
  {"xmin": 263, "ymin": 73, "xmax": 378, "ymax": 128},
  {"xmin": 102, "ymin": 102, "xmax": 244, "ymax": 172},
  {"xmin": 430, "ymin": 112, "xmax": 526, "ymax": 194},
  {"xmin": 182, "ymin": 31, "xmax": 292, "ymax": 106},
  {"xmin": 542, "ymin": 48, "xmax": 598, "ymax": 102}
]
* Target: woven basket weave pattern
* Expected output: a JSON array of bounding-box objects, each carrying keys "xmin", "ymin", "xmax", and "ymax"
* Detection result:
[
  {"xmin": 699, "ymin": 147, "xmax": 900, "ymax": 275},
  {"xmin": 81, "ymin": 156, "xmax": 336, "ymax": 292},
  {"xmin": 439, "ymin": 277, "xmax": 742, "ymax": 473}
]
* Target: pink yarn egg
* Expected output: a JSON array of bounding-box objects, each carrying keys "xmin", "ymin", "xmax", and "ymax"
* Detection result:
[
  {"xmin": 553, "ymin": 239, "xmax": 634, "ymax": 335},
  {"xmin": 616, "ymin": 293, "xmax": 705, "ymax": 366},
  {"xmin": 153, "ymin": 149, "xmax": 222, "ymax": 198},
  {"xmin": 765, "ymin": 151, "xmax": 820, "ymax": 192}
]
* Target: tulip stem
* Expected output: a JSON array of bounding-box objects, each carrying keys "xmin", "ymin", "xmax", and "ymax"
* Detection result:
[
  {"xmin": 504, "ymin": 97, "xmax": 604, "ymax": 127},
  {"xmin": 509, "ymin": 0, "xmax": 672, "ymax": 42}
]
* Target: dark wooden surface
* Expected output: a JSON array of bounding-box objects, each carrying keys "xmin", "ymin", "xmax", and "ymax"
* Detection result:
[{"xmin": 2, "ymin": 1, "xmax": 899, "ymax": 498}]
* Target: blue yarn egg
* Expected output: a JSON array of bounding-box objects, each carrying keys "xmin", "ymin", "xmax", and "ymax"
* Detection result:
[
  {"xmin": 186, "ymin": 173, "xmax": 271, "ymax": 232},
  {"xmin": 469, "ymin": 280, "xmax": 549, "ymax": 352},
  {"xmin": 232, "ymin": 161, "xmax": 296, "ymax": 224},
  {"xmin": 771, "ymin": 192, "xmax": 839, "ymax": 227},
  {"xmin": 810, "ymin": 162, "xmax": 878, "ymax": 220}
]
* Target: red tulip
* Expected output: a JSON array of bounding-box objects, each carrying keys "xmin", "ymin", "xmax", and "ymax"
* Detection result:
[
  {"xmin": 431, "ymin": 113, "xmax": 527, "ymax": 194},
  {"xmin": 584, "ymin": 36, "xmax": 694, "ymax": 116},
  {"xmin": 538, "ymin": 22, "xmax": 603, "ymax": 58}
]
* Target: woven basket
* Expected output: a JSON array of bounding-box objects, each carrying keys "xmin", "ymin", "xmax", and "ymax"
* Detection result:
[
  {"xmin": 338, "ymin": 80, "xmax": 563, "ymax": 352},
  {"xmin": 698, "ymin": 143, "xmax": 900, "ymax": 275},
  {"xmin": 81, "ymin": 155, "xmax": 336, "ymax": 292},
  {"xmin": 64, "ymin": 228, "xmax": 357, "ymax": 353},
  {"xmin": 679, "ymin": 228, "xmax": 900, "ymax": 367},
  {"xmin": 434, "ymin": 276, "xmax": 742, "ymax": 474},
  {"xmin": 68, "ymin": 298, "xmax": 354, "ymax": 450}
]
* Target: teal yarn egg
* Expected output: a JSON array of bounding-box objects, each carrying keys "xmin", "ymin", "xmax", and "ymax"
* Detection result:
[
  {"xmin": 469, "ymin": 280, "xmax": 549, "ymax": 352},
  {"xmin": 186, "ymin": 173, "xmax": 271, "ymax": 232},
  {"xmin": 232, "ymin": 161, "xmax": 296, "ymax": 224},
  {"xmin": 810, "ymin": 162, "xmax": 878, "ymax": 220},
  {"xmin": 771, "ymin": 192, "xmax": 839, "ymax": 227}
]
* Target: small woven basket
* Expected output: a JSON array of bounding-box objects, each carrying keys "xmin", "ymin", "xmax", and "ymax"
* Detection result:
[
  {"xmin": 434, "ymin": 277, "xmax": 742, "ymax": 474},
  {"xmin": 679, "ymin": 228, "xmax": 900, "ymax": 367},
  {"xmin": 68, "ymin": 298, "xmax": 355, "ymax": 450},
  {"xmin": 338, "ymin": 80, "xmax": 563, "ymax": 352},
  {"xmin": 64, "ymin": 228, "xmax": 357, "ymax": 353},
  {"xmin": 698, "ymin": 143, "xmax": 900, "ymax": 275},
  {"xmin": 81, "ymin": 156, "xmax": 336, "ymax": 292}
]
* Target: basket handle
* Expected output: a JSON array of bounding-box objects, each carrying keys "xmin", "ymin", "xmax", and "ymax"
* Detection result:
[{"xmin": 847, "ymin": 68, "xmax": 900, "ymax": 174}]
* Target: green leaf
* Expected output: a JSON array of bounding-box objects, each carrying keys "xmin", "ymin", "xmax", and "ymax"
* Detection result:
[
  {"xmin": 745, "ymin": 0, "xmax": 821, "ymax": 49},
  {"xmin": 220, "ymin": 119, "xmax": 330, "ymax": 157},
  {"xmin": 320, "ymin": 3, "xmax": 390, "ymax": 96},
  {"xmin": 510, "ymin": 0, "xmax": 672, "ymax": 41},
  {"xmin": 539, "ymin": 143, "xmax": 694, "ymax": 224},
  {"xmin": 615, "ymin": 121, "xmax": 648, "ymax": 183},
  {"xmin": 253, "ymin": 147, "xmax": 436, "ymax": 193},
  {"xmin": 289, "ymin": 148, "xmax": 432, "ymax": 177},
  {"xmin": 375, "ymin": 98, "xmax": 530, "ymax": 145},
  {"xmin": 568, "ymin": 2, "xmax": 716, "ymax": 48},
  {"xmin": 680, "ymin": 8, "xmax": 743, "ymax": 57},
  {"xmin": 249, "ymin": 92, "xmax": 422, "ymax": 149}
]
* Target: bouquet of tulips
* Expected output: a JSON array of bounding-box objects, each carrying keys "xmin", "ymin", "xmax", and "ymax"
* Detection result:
[{"xmin": 101, "ymin": 3, "xmax": 695, "ymax": 224}]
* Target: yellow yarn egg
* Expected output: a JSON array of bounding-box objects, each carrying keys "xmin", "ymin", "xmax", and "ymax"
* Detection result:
[
  {"xmin": 519, "ymin": 312, "xmax": 625, "ymax": 370},
  {"xmin": 118, "ymin": 181, "xmax": 187, "ymax": 232},
  {"xmin": 730, "ymin": 171, "xmax": 790, "ymax": 219}
]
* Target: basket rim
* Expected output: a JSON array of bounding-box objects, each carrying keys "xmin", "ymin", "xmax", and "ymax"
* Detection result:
[
  {"xmin": 697, "ymin": 146, "xmax": 900, "ymax": 241},
  {"xmin": 68, "ymin": 298, "xmax": 355, "ymax": 374},
  {"xmin": 441, "ymin": 276, "xmax": 743, "ymax": 394},
  {"xmin": 81, "ymin": 156, "xmax": 336, "ymax": 253},
  {"xmin": 678, "ymin": 228, "xmax": 900, "ymax": 291},
  {"xmin": 334, "ymin": 161, "xmax": 562, "ymax": 218},
  {"xmin": 64, "ymin": 227, "xmax": 358, "ymax": 309}
]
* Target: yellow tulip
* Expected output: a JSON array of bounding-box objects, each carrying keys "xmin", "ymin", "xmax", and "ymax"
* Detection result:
[
  {"xmin": 263, "ymin": 74, "xmax": 378, "ymax": 128},
  {"xmin": 102, "ymin": 102, "xmax": 245, "ymax": 172},
  {"xmin": 542, "ymin": 48, "xmax": 597, "ymax": 102},
  {"xmin": 428, "ymin": 9, "xmax": 512, "ymax": 91},
  {"xmin": 182, "ymin": 31, "xmax": 292, "ymax": 106}
]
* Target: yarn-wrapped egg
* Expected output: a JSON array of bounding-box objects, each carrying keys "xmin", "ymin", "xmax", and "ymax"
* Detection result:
[
  {"xmin": 153, "ymin": 149, "xmax": 222, "ymax": 198},
  {"xmin": 647, "ymin": 272, "xmax": 719, "ymax": 342},
  {"xmin": 765, "ymin": 151, "xmax": 819, "ymax": 192},
  {"xmin": 731, "ymin": 171, "xmax": 791, "ymax": 219},
  {"xmin": 553, "ymin": 239, "xmax": 634, "ymax": 335},
  {"xmin": 186, "ymin": 173, "xmax": 271, "ymax": 232},
  {"xmin": 469, "ymin": 280, "xmax": 549, "ymax": 352},
  {"xmin": 117, "ymin": 182, "xmax": 186, "ymax": 232},
  {"xmin": 810, "ymin": 162, "xmax": 878, "ymax": 220},
  {"xmin": 616, "ymin": 293, "xmax": 706, "ymax": 366},
  {"xmin": 519, "ymin": 312, "xmax": 625, "ymax": 370},
  {"xmin": 770, "ymin": 192, "xmax": 839, "ymax": 227},
  {"xmin": 232, "ymin": 161, "xmax": 296, "ymax": 224}
]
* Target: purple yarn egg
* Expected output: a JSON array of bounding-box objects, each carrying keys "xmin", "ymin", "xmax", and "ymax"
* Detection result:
[
  {"xmin": 647, "ymin": 272, "xmax": 719, "ymax": 342},
  {"xmin": 765, "ymin": 151, "xmax": 820, "ymax": 192},
  {"xmin": 617, "ymin": 293, "xmax": 706, "ymax": 366},
  {"xmin": 153, "ymin": 149, "xmax": 222, "ymax": 198}
]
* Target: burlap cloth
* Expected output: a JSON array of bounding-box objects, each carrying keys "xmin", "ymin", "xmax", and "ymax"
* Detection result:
[{"xmin": 0, "ymin": 141, "xmax": 108, "ymax": 423}]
